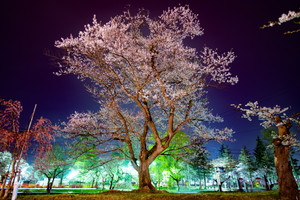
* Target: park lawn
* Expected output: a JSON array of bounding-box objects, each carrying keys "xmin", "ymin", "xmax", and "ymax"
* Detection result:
[{"xmin": 16, "ymin": 191, "xmax": 280, "ymax": 200}]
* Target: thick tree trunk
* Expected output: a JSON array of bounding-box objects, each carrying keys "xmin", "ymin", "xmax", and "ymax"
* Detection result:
[
  {"xmin": 138, "ymin": 162, "xmax": 156, "ymax": 192},
  {"xmin": 273, "ymin": 116, "xmax": 299, "ymax": 200},
  {"xmin": 274, "ymin": 141, "xmax": 299, "ymax": 200}
]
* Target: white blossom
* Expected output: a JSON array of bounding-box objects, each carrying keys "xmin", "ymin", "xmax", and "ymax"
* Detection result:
[
  {"xmin": 278, "ymin": 10, "xmax": 300, "ymax": 25},
  {"xmin": 264, "ymin": 9, "xmax": 300, "ymax": 34},
  {"xmin": 232, "ymin": 102, "xmax": 299, "ymax": 146}
]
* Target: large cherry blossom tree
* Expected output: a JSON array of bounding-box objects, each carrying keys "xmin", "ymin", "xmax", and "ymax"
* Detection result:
[
  {"xmin": 232, "ymin": 102, "xmax": 300, "ymax": 200},
  {"xmin": 0, "ymin": 99, "xmax": 55, "ymax": 199},
  {"xmin": 55, "ymin": 6, "xmax": 238, "ymax": 191}
]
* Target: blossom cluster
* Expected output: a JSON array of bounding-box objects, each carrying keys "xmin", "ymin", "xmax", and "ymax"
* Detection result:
[
  {"xmin": 232, "ymin": 101, "xmax": 290, "ymax": 128},
  {"xmin": 265, "ymin": 9, "xmax": 300, "ymax": 33},
  {"xmin": 277, "ymin": 10, "xmax": 300, "ymax": 25},
  {"xmin": 232, "ymin": 101, "xmax": 300, "ymax": 146}
]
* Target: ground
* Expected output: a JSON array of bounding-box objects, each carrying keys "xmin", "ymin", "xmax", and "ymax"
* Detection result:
[{"xmin": 16, "ymin": 191, "xmax": 281, "ymax": 200}]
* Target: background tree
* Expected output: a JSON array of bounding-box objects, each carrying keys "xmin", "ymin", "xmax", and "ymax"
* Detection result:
[
  {"xmin": 149, "ymin": 131, "xmax": 191, "ymax": 191},
  {"xmin": 149, "ymin": 132, "xmax": 183, "ymax": 190},
  {"xmin": 219, "ymin": 145, "xmax": 234, "ymax": 160},
  {"xmin": 75, "ymin": 152, "xmax": 103, "ymax": 188},
  {"xmin": 0, "ymin": 99, "xmax": 55, "ymax": 199},
  {"xmin": 290, "ymin": 149, "xmax": 300, "ymax": 184},
  {"xmin": 57, "ymin": 6, "xmax": 238, "ymax": 192},
  {"xmin": 219, "ymin": 145, "xmax": 237, "ymax": 191},
  {"xmin": 259, "ymin": 127, "xmax": 280, "ymax": 186},
  {"xmin": 34, "ymin": 144, "xmax": 72, "ymax": 194},
  {"xmin": 0, "ymin": 153, "xmax": 34, "ymax": 189},
  {"xmin": 149, "ymin": 159, "xmax": 165, "ymax": 190},
  {"xmin": 261, "ymin": 127, "xmax": 277, "ymax": 144},
  {"xmin": 0, "ymin": 152, "xmax": 11, "ymax": 185},
  {"xmin": 253, "ymin": 136, "xmax": 274, "ymax": 190},
  {"xmin": 97, "ymin": 160, "xmax": 125, "ymax": 190},
  {"xmin": 237, "ymin": 146, "xmax": 254, "ymax": 192},
  {"xmin": 190, "ymin": 142, "xmax": 211, "ymax": 190},
  {"xmin": 211, "ymin": 145, "xmax": 236, "ymax": 192},
  {"xmin": 164, "ymin": 156, "xmax": 185, "ymax": 191},
  {"xmin": 232, "ymin": 102, "xmax": 300, "ymax": 200}
]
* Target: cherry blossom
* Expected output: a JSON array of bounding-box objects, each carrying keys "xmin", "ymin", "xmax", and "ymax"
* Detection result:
[
  {"xmin": 232, "ymin": 101, "xmax": 289, "ymax": 128},
  {"xmin": 56, "ymin": 6, "xmax": 237, "ymax": 191},
  {"xmin": 262, "ymin": 9, "xmax": 300, "ymax": 34}
]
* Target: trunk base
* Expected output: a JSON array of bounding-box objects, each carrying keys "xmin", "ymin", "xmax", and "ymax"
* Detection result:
[{"xmin": 274, "ymin": 140, "xmax": 299, "ymax": 200}]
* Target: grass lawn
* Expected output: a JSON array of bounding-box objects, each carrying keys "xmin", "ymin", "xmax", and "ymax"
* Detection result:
[{"xmin": 16, "ymin": 191, "xmax": 280, "ymax": 200}]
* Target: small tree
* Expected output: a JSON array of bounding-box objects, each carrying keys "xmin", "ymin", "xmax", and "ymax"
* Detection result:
[
  {"xmin": 232, "ymin": 101, "xmax": 300, "ymax": 200},
  {"xmin": 0, "ymin": 99, "xmax": 55, "ymax": 199},
  {"xmin": 105, "ymin": 164, "xmax": 123, "ymax": 190},
  {"xmin": 34, "ymin": 145, "xmax": 72, "ymax": 194}
]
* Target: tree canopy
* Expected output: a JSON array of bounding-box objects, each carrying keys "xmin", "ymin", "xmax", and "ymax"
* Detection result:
[{"xmin": 56, "ymin": 6, "xmax": 238, "ymax": 191}]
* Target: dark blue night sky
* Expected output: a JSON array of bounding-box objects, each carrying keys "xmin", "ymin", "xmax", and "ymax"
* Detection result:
[{"xmin": 1, "ymin": 0, "xmax": 300, "ymax": 158}]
